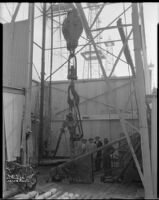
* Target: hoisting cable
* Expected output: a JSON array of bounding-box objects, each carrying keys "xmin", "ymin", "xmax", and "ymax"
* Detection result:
[{"xmin": 53, "ymin": 8, "xmax": 84, "ymax": 158}]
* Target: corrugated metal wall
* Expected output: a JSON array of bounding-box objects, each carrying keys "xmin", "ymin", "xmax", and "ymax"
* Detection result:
[
  {"xmin": 39, "ymin": 77, "xmax": 139, "ymax": 157},
  {"xmin": 3, "ymin": 20, "xmax": 29, "ymax": 161}
]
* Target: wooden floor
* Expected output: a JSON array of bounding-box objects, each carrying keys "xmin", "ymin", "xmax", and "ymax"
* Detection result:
[{"xmin": 11, "ymin": 166, "xmax": 144, "ymax": 199}]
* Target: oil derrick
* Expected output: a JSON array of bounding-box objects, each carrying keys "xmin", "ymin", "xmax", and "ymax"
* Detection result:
[{"xmin": 81, "ymin": 3, "xmax": 104, "ymax": 79}]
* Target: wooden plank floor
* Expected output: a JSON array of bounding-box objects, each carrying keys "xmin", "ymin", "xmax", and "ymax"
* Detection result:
[{"xmin": 12, "ymin": 166, "xmax": 144, "ymax": 199}]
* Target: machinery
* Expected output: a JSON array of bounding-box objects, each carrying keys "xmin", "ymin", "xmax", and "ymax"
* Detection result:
[{"xmin": 53, "ymin": 8, "xmax": 84, "ymax": 159}]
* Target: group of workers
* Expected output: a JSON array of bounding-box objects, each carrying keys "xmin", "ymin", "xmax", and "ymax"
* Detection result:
[{"xmin": 75, "ymin": 136, "xmax": 115, "ymax": 176}]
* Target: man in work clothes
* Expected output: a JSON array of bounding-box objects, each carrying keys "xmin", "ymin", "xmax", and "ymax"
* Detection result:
[
  {"xmin": 87, "ymin": 138, "xmax": 97, "ymax": 171},
  {"xmin": 94, "ymin": 136, "xmax": 103, "ymax": 171},
  {"xmin": 79, "ymin": 138, "xmax": 88, "ymax": 155},
  {"xmin": 103, "ymin": 138, "xmax": 114, "ymax": 176}
]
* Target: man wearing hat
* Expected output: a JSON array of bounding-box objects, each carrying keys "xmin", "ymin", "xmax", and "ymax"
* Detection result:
[
  {"xmin": 94, "ymin": 136, "xmax": 103, "ymax": 171},
  {"xmin": 79, "ymin": 138, "xmax": 88, "ymax": 155}
]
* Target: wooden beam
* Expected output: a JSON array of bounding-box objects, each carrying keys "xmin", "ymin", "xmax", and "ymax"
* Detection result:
[
  {"xmin": 49, "ymin": 132, "xmax": 138, "ymax": 177},
  {"xmin": 3, "ymin": 111, "xmax": 6, "ymax": 193},
  {"xmin": 132, "ymin": 3, "xmax": 154, "ymax": 198},
  {"xmin": 119, "ymin": 113, "xmax": 144, "ymax": 183},
  {"xmin": 38, "ymin": 3, "xmax": 47, "ymax": 162},
  {"xmin": 139, "ymin": 3, "xmax": 151, "ymax": 94},
  {"xmin": 53, "ymin": 113, "xmax": 138, "ymax": 122},
  {"xmin": 11, "ymin": 3, "xmax": 21, "ymax": 23},
  {"xmin": 117, "ymin": 18, "xmax": 136, "ymax": 76},
  {"xmin": 75, "ymin": 3, "xmax": 109, "ymax": 85},
  {"xmin": 123, "ymin": 89, "xmax": 135, "ymax": 111},
  {"xmin": 54, "ymin": 80, "xmax": 134, "ymax": 116},
  {"xmin": 33, "ymin": 41, "xmax": 42, "ymax": 49},
  {"xmin": 124, "ymin": 120, "xmax": 141, "ymax": 135},
  {"xmin": 21, "ymin": 3, "xmax": 34, "ymax": 164},
  {"xmin": 48, "ymin": 2, "xmax": 53, "ymax": 144},
  {"xmin": 91, "ymin": 24, "xmax": 132, "ymax": 32},
  {"xmin": 90, "ymin": 3, "xmax": 106, "ymax": 29},
  {"xmin": 151, "ymin": 92, "xmax": 157, "ymax": 198},
  {"xmin": 45, "ymin": 39, "xmax": 133, "ymax": 51},
  {"xmin": 3, "ymin": 86, "xmax": 25, "ymax": 95},
  {"xmin": 109, "ymin": 29, "xmax": 133, "ymax": 77},
  {"xmin": 80, "ymin": 36, "xmax": 129, "ymax": 65}
]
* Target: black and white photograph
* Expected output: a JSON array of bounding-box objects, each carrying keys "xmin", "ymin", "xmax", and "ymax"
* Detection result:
[{"xmin": 2, "ymin": 2, "xmax": 158, "ymax": 199}]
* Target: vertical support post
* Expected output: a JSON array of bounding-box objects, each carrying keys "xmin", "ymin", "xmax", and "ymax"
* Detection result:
[
  {"xmin": 38, "ymin": 3, "xmax": 46, "ymax": 162},
  {"xmin": 139, "ymin": 3, "xmax": 151, "ymax": 94},
  {"xmin": 132, "ymin": 3, "xmax": 154, "ymax": 198},
  {"xmin": 151, "ymin": 91, "xmax": 157, "ymax": 198},
  {"xmin": 22, "ymin": 3, "xmax": 34, "ymax": 164},
  {"xmin": 3, "ymin": 112, "xmax": 6, "ymax": 193},
  {"xmin": 48, "ymin": 3, "xmax": 53, "ymax": 135}
]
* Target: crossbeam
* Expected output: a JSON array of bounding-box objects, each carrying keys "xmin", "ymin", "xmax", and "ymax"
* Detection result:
[
  {"xmin": 75, "ymin": 3, "xmax": 109, "ymax": 84},
  {"xmin": 109, "ymin": 29, "xmax": 133, "ymax": 77},
  {"xmin": 117, "ymin": 18, "xmax": 136, "ymax": 76},
  {"xmin": 11, "ymin": 3, "xmax": 21, "ymax": 23},
  {"xmin": 91, "ymin": 24, "xmax": 132, "ymax": 32},
  {"xmin": 48, "ymin": 132, "xmax": 138, "ymax": 179},
  {"xmin": 54, "ymin": 80, "xmax": 134, "ymax": 116}
]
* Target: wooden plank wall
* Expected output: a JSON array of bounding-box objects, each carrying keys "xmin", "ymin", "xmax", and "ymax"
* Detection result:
[
  {"xmin": 3, "ymin": 20, "xmax": 29, "ymax": 162},
  {"xmin": 3, "ymin": 92, "xmax": 24, "ymax": 161},
  {"xmin": 38, "ymin": 77, "xmax": 139, "ymax": 157},
  {"xmin": 3, "ymin": 20, "xmax": 29, "ymax": 88}
]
